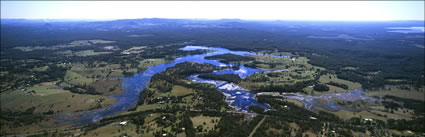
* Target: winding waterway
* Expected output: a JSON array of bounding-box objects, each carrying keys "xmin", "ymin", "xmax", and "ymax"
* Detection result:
[{"xmin": 59, "ymin": 45, "xmax": 375, "ymax": 126}]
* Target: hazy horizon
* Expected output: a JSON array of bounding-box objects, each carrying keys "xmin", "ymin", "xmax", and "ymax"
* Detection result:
[
  {"xmin": 2, "ymin": 18, "xmax": 425, "ymax": 22},
  {"xmin": 1, "ymin": 1, "xmax": 424, "ymax": 21}
]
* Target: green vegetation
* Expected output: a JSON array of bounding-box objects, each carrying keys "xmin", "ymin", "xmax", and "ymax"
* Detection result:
[
  {"xmin": 198, "ymin": 73, "xmax": 241, "ymax": 84},
  {"xmin": 366, "ymin": 85, "xmax": 424, "ymax": 101},
  {"xmin": 74, "ymin": 50, "xmax": 112, "ymax": 56},
  {"xmin": 382, "ymin": 95, "xmax": 424, "ymax": 114},
  {"xmin": 0, "ymin": 84, "xmax": 115, "ymax": 114},
  {"xmin": 313, "ymin": 84, "xmax": 329, "ymax": 92},
  {"xmin": 90, "ymin": 79, "xmax": 125, "ymax": 95},
  {"xmin": 248, "ymin": 105, "xmax": 265, "ymax": 114},
  {"xmin": 1, "ymin": 19, "xmax": 423, "ymax": 136},
  {"xmin": 0, "ymin": 40, "xmax": 209, "ymax": 135},
  {"xmin": 327, "ymin": 81, "xmax": 349, "ymax": 90},
  {"xmin": 190, "ymin": 115, "xmax": 221, "ymax": 133},
  {"xmin": 0, "ymin": 107, "xmax": 46, "ymax": 127},
  {"xmin": 318, "ymin": 73, "xmax": 362, "ymax": 90},
  {"xmin": 228, "ymin": 53, "xmax": 325, "ymax": 94},
  {"xmin": 205, "ymin": 53, "xmax": 255, "ymax": 64},
  {"xmin": 139, "ymin": 59, "xmax": 166, "ymax": 68}
]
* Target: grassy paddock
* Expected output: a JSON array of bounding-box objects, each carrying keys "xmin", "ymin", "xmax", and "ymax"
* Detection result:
[
  {"xmin": 319, "ymin": 74, "xmax": 362, "ymax": 90},
  {"xmin": 190, "ymin": 115, "xmax": 221, "ymax": 133},
  {"xmin": 315, "ymin": 105, "xmax": 413, "ymax": 122},
  {"xmin": 90, "ymin": 79, "xmax": 125, "ymax": 95},
  {"xmin": 64, "ymin": 70, "xmax": 96, "ymax": 86},
  {"xmin": 0, "ymin": 85, "xmax": 115, "ymax": 114},
  {"xmin": 138, "ymin": 58, "xmax": 166, "ymax": 68},
  {"xmin": 82, "ymin": 122, "xmax": 140, "ymax": 137},
  {"xmin": 74, "ymin": 50, "xmax": 112, "ymax": 57},
  {"xmin": 170, "ymin": 85, "xmax": 194, "ymax": 96},
  {"xmin": 366, "ymin": 86, "xmax": 424, "ymax": 101}
]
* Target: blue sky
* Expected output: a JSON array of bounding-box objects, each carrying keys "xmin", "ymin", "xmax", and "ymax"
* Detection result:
[{"xmin": 1, "ymin": 1, "xmax": 424, "ymax": 21}]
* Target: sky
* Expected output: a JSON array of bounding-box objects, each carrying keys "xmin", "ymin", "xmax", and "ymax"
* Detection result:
[{"xmin": 1, "ymin": 1, "xmax": 424, "ymax": 21}]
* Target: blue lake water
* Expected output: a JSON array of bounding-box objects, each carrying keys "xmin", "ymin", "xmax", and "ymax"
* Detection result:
[{"xmin": 58, "ymin": 45, "xmax": 374, "ymax": 126}]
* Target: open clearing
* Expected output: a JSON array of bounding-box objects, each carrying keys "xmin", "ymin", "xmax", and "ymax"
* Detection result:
[
  {"xmin": 366, "ymin": 86, "xmax": 424, "ymax": 101},
  {"xmin": 74, "ymin": 50, "xmax": 112, "ymax": 56},
  {"xmin": 154, "ymin": 85, "xmax": 195, "ymax": 97},
  {"xmin": 318, "ymin": 74, "xmax": 362, "ymax": 90},
  {"xmin": 315, "ymin": 105, "xmax": 414, "ymax": 121},
  {"xmin": 170, "ymin": 85, "xmax": 195, "ymax": 96},
  {"xmin": 90, "ymin": 79, "xmax": 125, "ymax": 95},
  {"xmin": 121, "ymin": 46, "xmax": 147, "ymax": 54},
  {"xmin": 64, "ymin": 69, "xmax": 96, "ymax": 86},
  {"xmin": 138, "ymin": 58, "xmax": 166, "ymax": 68},
  {"xmin": 190, "ymin": 115, "xmax": 221, "ymax": 133},
  {"xmin": 0, "ymin": 85, "xmax": 115, "ymax": 114},
  {"xmin": 82, "ymin": 121, "xmax": 140, "ymax": 137},
  {"xmin": 13, "ymin": 40, "xmax": 115, "ymax": 51}
]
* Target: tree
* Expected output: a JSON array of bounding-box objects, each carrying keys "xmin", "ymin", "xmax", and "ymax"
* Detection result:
[{"xmin": 313, "ymin": 84, "xmax": 329, "ymax": 92}]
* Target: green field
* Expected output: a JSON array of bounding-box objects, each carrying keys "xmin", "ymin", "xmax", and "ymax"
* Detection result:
[
  {"xmin": 366, "ymin": 85, "xmax": 425, "ymax": 101},
  {"xmin": 170, "ymin": 85, "xmax": 194, "ymax": 96},
  {"xmin": 0, "ymin": 84, "xmax": 115, "ymax": 114},
  {"xmin": 31, "ymin": 66, "xmax": 49, "ymax": 72},
  {"xmin": 138, "ymin": 58, "xmax": 166, "ymax": 68},
  {"xmin": 90, "ymin": 79, "xmax": 125, "ymax": 95},
  {"xmin": 190, "ymin": 115, "xmax": 221, "ymax": 133},
  {"xmin": 64, "ymin": 69, "xmax": 96, "ymax": 86},
  {"xmin": 82, "ymin": 121, "xmax": 141, "ymax": 137},
  {"xmin": 74, "ymin": 50, "xmax": 112, "ymax": 56},
  {"xmin": 13, "ymin": 39, "xmax": 116, "ymax": 52},
  {"xmin": 318, "ymin": 74, "xmax": 362, "ymax": 90}
]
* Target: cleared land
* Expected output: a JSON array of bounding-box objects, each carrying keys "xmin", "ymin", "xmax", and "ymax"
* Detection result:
[
  {"xmin": 239, "ymin": 54, "xmax": 324, "ymax": 91},
  {"xmin": 190, "ymin": 115, "xmax": 221, "ymax": 133},
  {"xmin": 74, "ymin": 50, "xmax": 112, "ymax": 57},
  {"xmin": 0, "ymin": 84, "xmax": 115, "ymax": 114},
  {"xmin": 138, "ymin": 58, "xmax": 166, "ymax": 68},
  {"xmin": 90, "ymin": 79, "xmax": 125, "ymax": 95},
  {"xmin": 318, "ymin": 74, "xmax": 362, "ymax": 90},
  {"xmin": 13, "ymin": 40, "xmax": 115, "ymax": 52},
  {"xmin": 366, "ymin": 86, "xmax": 424, "ymax": 101}
]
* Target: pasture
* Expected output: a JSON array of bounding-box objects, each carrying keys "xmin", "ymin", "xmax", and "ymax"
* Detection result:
[
  {"xmin": 0, "ymin": 84, "xmax": 115, "ymax": 114},
  {"xmin": 190, "ymin": 115, "xmax": 221, "ymax": 133}
]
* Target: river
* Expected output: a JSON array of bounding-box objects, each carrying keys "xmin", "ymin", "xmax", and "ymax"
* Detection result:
[{"xmin": 57, "ymin": 45, "xmax": 375, "ymax": 126}]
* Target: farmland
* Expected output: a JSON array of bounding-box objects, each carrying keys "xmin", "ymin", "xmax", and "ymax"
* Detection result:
[{"xmin": 0, "ymin": 19, "xmax": 423, "ymax": 137}]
